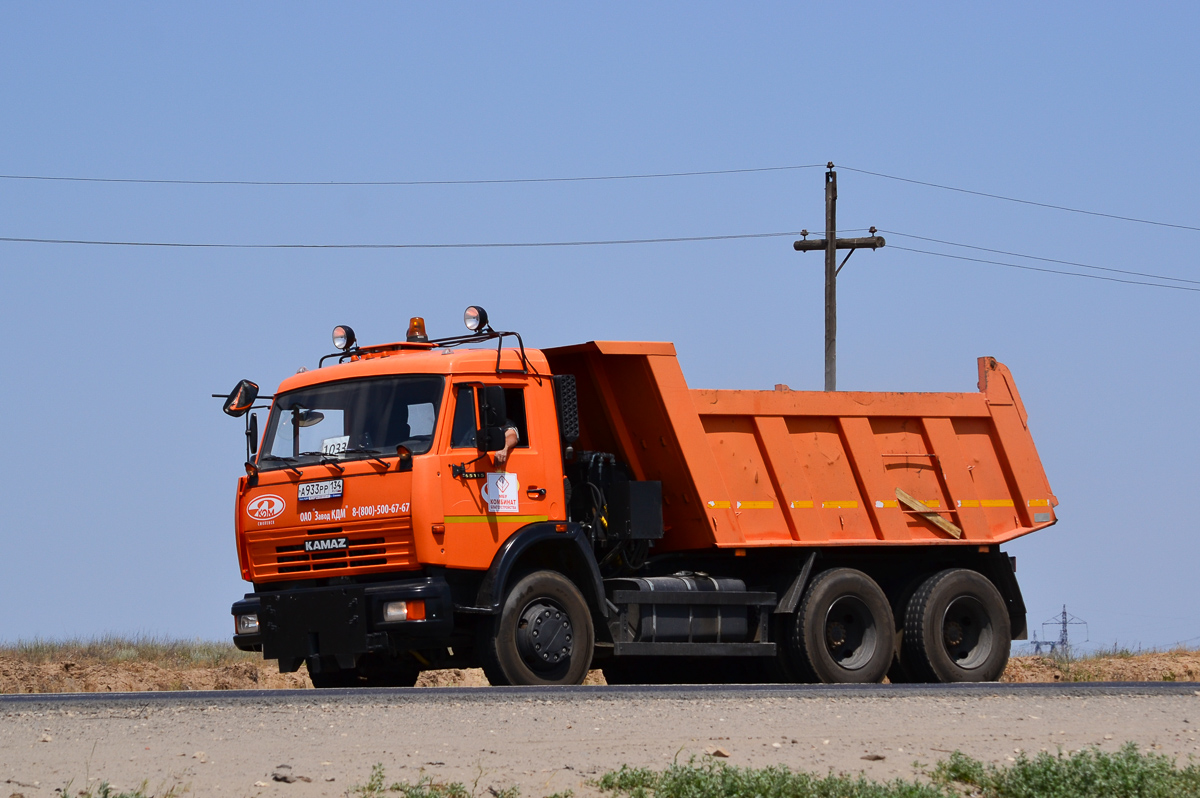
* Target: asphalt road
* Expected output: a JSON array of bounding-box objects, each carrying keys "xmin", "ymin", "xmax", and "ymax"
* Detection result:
[{"xmin": 3, "ymin": 683, "xmax": 1199, "ymax": 798}]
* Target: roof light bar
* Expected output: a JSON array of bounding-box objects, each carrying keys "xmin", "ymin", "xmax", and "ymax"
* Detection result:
[
  {"xmin": 332, "ymin": 325, "xmax": 356, "ymax": 351},
  {"xmin": 464, "ymin": 306, "xmax": 488, "ymax": 333}
]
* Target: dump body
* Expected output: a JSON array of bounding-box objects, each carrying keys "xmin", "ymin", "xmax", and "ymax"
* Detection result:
[{"xmin": 544, "ymin": 341, "xmax": 1057, "ymax": 553}]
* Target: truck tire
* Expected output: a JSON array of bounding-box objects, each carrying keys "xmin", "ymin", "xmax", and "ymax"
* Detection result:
[
  {"xmin": 785, "ymin": 568, "xmax": 895, "ymax": 684},
  {"xmin": 902, "ymin": 569, "xmax": 1011, "ymax": 683},
  {"xmin": 479, "ymin": 570, "xmax": 595, "ymax": 686}
]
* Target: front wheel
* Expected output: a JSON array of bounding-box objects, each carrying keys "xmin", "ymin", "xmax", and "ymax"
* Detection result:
[
  {"xmin": 479, "ymin": 570, "xmax": 595, "ymax": 686},
  {"xmin": 902, "ymin": 569, "xmax": 1011, "ymax": 683}
]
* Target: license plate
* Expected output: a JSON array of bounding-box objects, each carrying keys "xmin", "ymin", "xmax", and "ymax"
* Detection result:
[{"xmin": 298, "ymin": 479, "xmax": 343, "ymax": 502}]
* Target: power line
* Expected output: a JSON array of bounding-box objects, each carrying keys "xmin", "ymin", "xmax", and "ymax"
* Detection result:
[
  {"xmin": 0, "ymin": 230, "xmax": 812, "ymax": 249},
  {"xmin": 840, "ymin": 165, "xmax": 1200, "ymax": 233},
  {"xmin": 5, "ymin": 158, "xmax": 1198, "ymax": 235},
  {"xmin": 0, "ymin": 164, "xmax": 826, "ymax": 187},
  {"xmin": 881, "ymin": 230, "xmax": 1200, "ymax": 286},
  {"xmin": 889, "ymin": 244, "xmax": 1200, "ymax": 293},
  {"xmin": 3, "ymin": 226, "xmax": 1192, "ymax": 294},
  {"xmin": 4, "ymin": 156, "xmax": 1199, "ymax": 235}
]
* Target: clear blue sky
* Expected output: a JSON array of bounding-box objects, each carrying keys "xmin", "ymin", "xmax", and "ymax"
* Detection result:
[{"xmin": 1, "ymin": 4, "xmax": 1196, "ymax": 651}]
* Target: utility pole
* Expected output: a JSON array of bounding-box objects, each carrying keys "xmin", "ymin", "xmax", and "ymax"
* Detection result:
[{"xmin": 793, "ymin": 163, "xmax": 886, "ymax": 391}]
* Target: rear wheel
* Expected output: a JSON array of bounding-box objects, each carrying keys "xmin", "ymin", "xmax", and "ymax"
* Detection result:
[
  {"xmin": 479, "ymin": 570, "xmax": 595, "ymax": 686},
  {"xmin": 902, "ymin": 569, "xmax": 1010, "ymax": 682},
  {"xmin": 784, "ymin": 568, "xmax": 895, "ymax": 684}
]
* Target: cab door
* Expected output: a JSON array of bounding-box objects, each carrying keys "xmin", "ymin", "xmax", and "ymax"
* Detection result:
[{"xmin": 437, "ymin": 379, "xmax": 560, "ymax": 570}]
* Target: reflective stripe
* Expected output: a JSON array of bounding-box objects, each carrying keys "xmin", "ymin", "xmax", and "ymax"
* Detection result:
[{"xmin": 443, "ymin": 514, "xmax": 550, "ymax": 524}]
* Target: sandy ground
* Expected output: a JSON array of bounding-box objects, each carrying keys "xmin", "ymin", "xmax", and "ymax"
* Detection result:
[
  {"xmin": 2, "ymin": 686, "xmax": 1199, "ymax": 798},
  {"xmin": 3, "ymin": 651, "xmax": 1198, "ymax": 694}
]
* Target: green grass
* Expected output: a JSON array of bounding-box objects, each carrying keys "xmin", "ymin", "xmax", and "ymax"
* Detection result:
[
  {"xmin": 1087, "ymin": 643, "xmax": 1144, "ymax": 660},
  {"xmin": 929, "ymin": 744, "xmax": 1200, "ymax": 797},
  {"xmin": 353, "ymin": 745, "xmax": 1200, "ymax": 798},
  {"xmin": 595, "ymin": 760, "xmax": 942, "ymax": 798},
  {"xmin": 59, "ymin": 779, "xmax": 186, "ymax": 798},
  {"xmin": 0, "ymin": 635, "xmax": 255, "ymax": 669},
  {"xmin": 352, "ymin": 765, "xmax": 532, "ymax": 798}
]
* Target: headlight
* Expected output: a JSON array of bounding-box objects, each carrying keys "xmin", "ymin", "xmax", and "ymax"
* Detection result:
[
  {"xmin": 235, "ymin": 614, "xmax": 259, "ymax": 635},
  {"xmin": 383, "ymin": 600, "xmax": 426, "ymax": 622},
  {"xmin": 332, "ymin": 325, "xmax": 356, "ymax": 351},
  {"xmin": 463, "ymin": 306, "xmax": 488, "ymax": 333}
]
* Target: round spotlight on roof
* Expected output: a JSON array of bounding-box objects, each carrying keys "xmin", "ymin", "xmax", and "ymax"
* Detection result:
[
  {"xmin": 332, "ymin": 325, "xmax": 357, "ymax": 351},
  {"xmin": 464, "ymin": 306, "xmax": 488, "ymax": 333}
]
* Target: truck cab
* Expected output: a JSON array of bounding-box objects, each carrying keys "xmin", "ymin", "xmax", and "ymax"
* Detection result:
[{"xmin": 227, "ymin": 312, "xmax": 600, "ymax": 686}]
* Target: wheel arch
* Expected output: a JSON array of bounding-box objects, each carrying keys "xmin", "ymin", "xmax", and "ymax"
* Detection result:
[{"xmin": 475, "ymin": 522, "xmax": 609, "ymax": 624}]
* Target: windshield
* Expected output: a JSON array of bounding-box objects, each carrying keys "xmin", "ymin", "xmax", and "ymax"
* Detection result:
[{"xmin": 258, "ymin": 375, "xmax": 445, "ymax": 469}]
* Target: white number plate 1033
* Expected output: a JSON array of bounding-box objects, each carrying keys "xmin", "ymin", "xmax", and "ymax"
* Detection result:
[{"xmin": 298, "ymin": 479, "xmax": 344, "ymax": 502}]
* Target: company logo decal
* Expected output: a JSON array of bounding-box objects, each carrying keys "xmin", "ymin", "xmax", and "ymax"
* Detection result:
[
  {"xmin": 246, "ymin": 494, "xmax": 286, "ymax": 521},
  {"xmin": 305, "ymin": 537, "xmax": 348, "ymax": 553}
]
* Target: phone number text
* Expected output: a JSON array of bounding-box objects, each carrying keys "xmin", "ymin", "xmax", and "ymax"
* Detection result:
[{"xmin": 351, "ymin": 502, "xmax": 410, "ymax": 518}]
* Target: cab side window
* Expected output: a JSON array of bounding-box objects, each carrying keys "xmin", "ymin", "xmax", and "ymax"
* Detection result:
[
  {"xmin": 450, "ymin": 386, "xmax": 476, "ymax": 448},
  {"xmin": 503, "ymin": 388, "xmax": 528, "ymax": 448},
  {"xmin": 449, "ymin": 385, "xmax": 530, "ymax": 449}
]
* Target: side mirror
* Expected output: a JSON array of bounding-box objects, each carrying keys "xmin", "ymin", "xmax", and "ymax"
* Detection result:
[
  {"xmin": 476, "ymin": 385, "xmax": 508, "ymax": 452},
  {"xmin": 222, "ymin": 380, "xmax": 259, "ymax": 418},
  {"xmin": 247, "ymin": 412, "xmax": 259, "ymax": 456}
]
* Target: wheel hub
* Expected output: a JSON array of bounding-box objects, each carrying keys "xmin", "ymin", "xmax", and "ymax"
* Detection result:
[
  {"xmin": 826, "ymin": 620, "xmax": 848, "ymax": 648},
  {"xmin": 515, "ymin": 601, "xmax": 573, "ymax": 671},
  {"xmin": 940, "ymin": 596, "xmax": 992, "ymax": 669},
  {"xmin": 822, "ymin": 597, "xmax": 875, "ymax": 670}
]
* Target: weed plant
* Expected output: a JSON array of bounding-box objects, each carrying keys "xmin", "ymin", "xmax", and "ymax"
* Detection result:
[
  {"xmin": 929, "ymin": 743, "xmax": 1200, "ymax": 797},
  {"xmin": 354, "ymin": 745, "xmax": 1200, "ymax": 798},
  {"xmin": 58, "ymin": 779, "xmax": 184, "ymax": 798}
]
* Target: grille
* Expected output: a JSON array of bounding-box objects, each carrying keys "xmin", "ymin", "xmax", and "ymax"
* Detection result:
[{"xmin": 246, "ymin": 518, "xmax": 417, "ymax": 581}]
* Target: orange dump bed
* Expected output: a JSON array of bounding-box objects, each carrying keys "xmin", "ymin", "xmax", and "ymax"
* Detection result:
[{"xmin": 543, "ymin": 342, "xmax": 1057, "ymax": 553}]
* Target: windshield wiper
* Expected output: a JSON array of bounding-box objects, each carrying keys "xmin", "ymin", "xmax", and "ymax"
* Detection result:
[
  {"xmin": 295, "ymin": 448, "xmax": 390, "ymax": 469},
  {"xmin": 259, "ymin": 454, "xmax": 302, "ymax": 476},
  {"xmin": 297, "ymin": 451, "xmax": 347, "ymax": 473},
  {"xmin": 340, "ymin": 447, "xmax": 391, "ymax": 468}
]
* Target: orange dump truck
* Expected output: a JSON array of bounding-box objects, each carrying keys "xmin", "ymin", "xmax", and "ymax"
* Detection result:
[{"xmin": 219, "ymin": 308, "xmax": 1056, "ymax": 686}]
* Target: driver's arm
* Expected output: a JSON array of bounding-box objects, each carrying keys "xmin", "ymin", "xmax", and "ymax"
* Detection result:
[{"xmin": 493, "ymin": 426, "xmax": 520, "ymax": 467}]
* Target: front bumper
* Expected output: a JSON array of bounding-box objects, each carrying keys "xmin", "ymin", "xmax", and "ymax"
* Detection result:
[{"xmin": 231, "ymin": 576, "xmax": 453, "ymax": 671}]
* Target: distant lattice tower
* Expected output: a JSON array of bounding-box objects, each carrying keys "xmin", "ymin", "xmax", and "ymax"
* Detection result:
[
  {"xmin": 1029, "ymin": 631, "xmax": 1056, "ymax": 656},
  {"xmin": 1042, "ymin": 605, "xmax": 1088, "ymax": 658}
]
